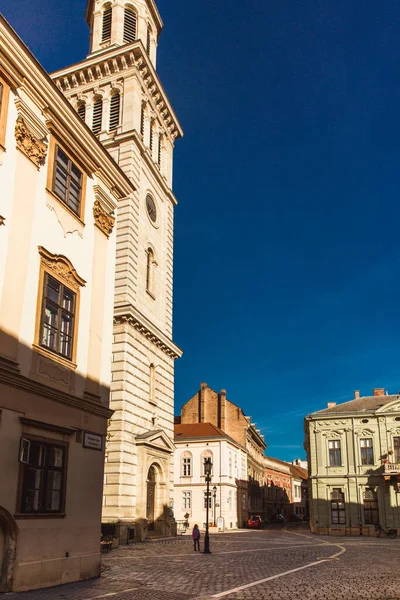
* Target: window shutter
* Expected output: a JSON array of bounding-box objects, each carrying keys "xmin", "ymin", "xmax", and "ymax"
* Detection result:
[
  {"xmin": 157, "ymin": 134, "xmax": 162, "ymax": 167},
  {"xmin": 109, "ymin": 93, "xmax": 120, "ymax": 131},
  {"xmin": 77, "ymin": 104, "xmax": 86, "ymax": 121},
  {"xmin": 92, "ymin": 98, "xmax": 103, "ymax": 134},
  {"xmin": 102, "ymin": 6, "xmax": 112, "ymax": 42},
  {"xmin": 146, "ymin": 26, "xmax": 151, "ymax": 55},
  {"xmin": 140, "ymin": 104, "xmax": 145, "ymax": 140},
  {"xmin": 149, "ymin": 121, "xmax": 154, "ymax": 153},
  {"xmin": 124, "ymin": 8, "xmax": 137, "ymax": 43}
]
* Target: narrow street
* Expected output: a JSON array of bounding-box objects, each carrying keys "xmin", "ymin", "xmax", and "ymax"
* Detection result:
[{"xmin": 6, "ymin": 527, "xmax": 400, "ymax": 600}]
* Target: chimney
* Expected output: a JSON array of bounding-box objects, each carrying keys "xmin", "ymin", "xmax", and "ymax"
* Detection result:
[
  {"xmin": 327, "ymin": 402, "xmax": 336, "ymax": 409},
  {"xmin": 199, "ymin": 382, "xmax": 207, "ymax": 422},
  {"xmin": 354, "ymin": 390, "xmax": 360, "ymax": 399},
  {"xmin": 220, "ymin": 389, "xmax": 227, "ymax": 432},
  {"xmin": 373, "ymin": 388, "xmax": 385, "ymax": 397}
]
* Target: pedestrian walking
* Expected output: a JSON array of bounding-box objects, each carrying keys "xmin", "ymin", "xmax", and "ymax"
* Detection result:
[{"xmin": 192, "ymin": 524, "xmax": 201, "ymax": 551}]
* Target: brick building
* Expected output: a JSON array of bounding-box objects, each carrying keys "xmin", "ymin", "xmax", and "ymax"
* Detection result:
[
  {"xmin": 264, "ymin": 457, "xmax": 292, "ymax": 522},
  {"xmin": 178, "ymin": 383, "xmax": 266, "ymax": 523}
]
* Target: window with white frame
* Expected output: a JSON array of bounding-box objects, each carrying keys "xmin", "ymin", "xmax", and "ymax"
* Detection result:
[
  {"xmin": 181, "ymin": 452, "xmax": 192, "ymax": 477},
  {"xmin": 182, "ymin": 491, "xmax": 191, "ymax": 510},
  {"xmin": 360, "ymin": 438, "xmax": 374, "ymax": 465},
  {"xmin": 202, "ymin": 450, "xmax": 213, "ymax": 475},
  {"xmin": 328, "ymin": 439, "xmax": 342, "ymax": 467},
  {"xmin": 204, "ymin": 491, "xmax": 211, "ymax": 509}
]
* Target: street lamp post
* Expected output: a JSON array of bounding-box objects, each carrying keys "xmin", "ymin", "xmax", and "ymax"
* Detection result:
[
  {"xmin": 213, "ymin": 485, "xmax": 217, "ymax": 526},
  {"xmin": 203, "ymin": 457, "xmax": 212, "ymax": 554}
]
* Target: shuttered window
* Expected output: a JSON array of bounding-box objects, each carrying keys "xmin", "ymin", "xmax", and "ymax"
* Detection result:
[
  {"xmin": 109, "ymin": 92, "xmax": 120, "ymax": 131},
  {"xmin": 102, "ymin": 6, "xmax": 112, "ymax": 42},
  {"xmin": 140, "ymin": 104, "xmax": 145, "ymax": 140},
  {"xmin": 149, "ymin": 121, "xmax": 154, "ymax": 154},
  {"xmin": 124, "ymin": 8, "xmax": 137, "ymax": 43},
  {"xmin": 92, "ymin": 98, "xmax": 103, "ymax": 134},
  {"xmin": 158, "ymin": 134, "xmax": 162, "ymax": 167},
  {"xmin": 146, "ymin": 26, "xmax": 151, "ymax": 56},
  {"xmin": 77, "ymin": 104, "xmax": 86, "ymax": 122}
]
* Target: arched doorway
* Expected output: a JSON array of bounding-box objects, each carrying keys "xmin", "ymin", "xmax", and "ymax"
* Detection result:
[
  {"xmin": 0, "ymin": 507, "xmax": 18, "ymax": 592},
  {"xmin": 146, "ymin": 466, "xmax": 156, "ymax": 531}
]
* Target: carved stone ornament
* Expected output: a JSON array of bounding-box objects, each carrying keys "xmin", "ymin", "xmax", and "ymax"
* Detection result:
[
  {"xmin": 0, "ymin": 215, "xmax": 5, "ymax": 226},
  {"xmin": 93, "ymin": 200, "xmax": 115, "ymax": 237},
  {"xmin": 15, "ymin": 116, "xmax": 47, "ymax": 169},
  {"xmin": 38, "ymin": 246, "xmax": 86, "ymax": 292},
  {"xmin": 322, "ymin": 430, "xmax": 343, "ymax": 438}
]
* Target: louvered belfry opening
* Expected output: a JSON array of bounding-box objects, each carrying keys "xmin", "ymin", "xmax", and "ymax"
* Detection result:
[
  {"xmin": 77, "ymin": 103, "xmax": 86, "ymax": 121},
  {"xmin": 158, "ymin": 134, "xmax": 162, "ymax": 167},
  {"xmin": 124, "ymin": 7, "xmax": 137, "ymax": 43},
  {"xmin": 149, "ymin": 120, "xmax": 154, "ymax": 153},
  {"xmin": 102, "ymin": 5, "xmax": 112, "ymax": 42},
  {"xmin": 92, "ymin": 98, "xmax": 103, "ymax": 134},
  {"xmin": 109, "ymin": 92, "xmax": 121, "ymax": 131},
  {"xmin": 146, "ymin": 26, "xmax": 151, "ymax": 56},
  {"xmin": 140, "ymin": 103, "xmax": 145, "ymax": 140}
]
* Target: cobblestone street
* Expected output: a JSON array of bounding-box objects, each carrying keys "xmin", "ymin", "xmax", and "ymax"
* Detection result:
[{"xmin": 6, "ymin": 526, "xmax": 400, "ymax": 600}]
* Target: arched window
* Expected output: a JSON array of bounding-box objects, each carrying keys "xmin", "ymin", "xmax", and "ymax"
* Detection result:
[
  {"xmin": 92, "ymin": 97, "xmax": 103, "ymax": 134},
  {"xmin": 182, "ymin": 451, "xmax": 192, "ymax": 477},
  {"xmin": 146, "ymin": 246, "xmax": 156, "ymax": 296},
  {"xmin": 149, "ymin": 363, "xmax": 155, "ymax": 402},
  {"xmin": 102, "ymin": 5, "xmax": 112, "ymax": 42},
  {"xmin": 124, "ymin": 6, "xmax": 137, "ymax": 43},
  {"xmin": 146, "ymin": 25, "xmax": 152, "ymax": 55},
  {"xmin": 202, "ymin": 450, "xmax": 213, "ymax": 475},
  {"xmin": 77, "ymin": 103, "xmax": 86, "ymax": 122},
  {"xmin": 109, "ymin": 91, "xmax": 120, "ymax": 131}
]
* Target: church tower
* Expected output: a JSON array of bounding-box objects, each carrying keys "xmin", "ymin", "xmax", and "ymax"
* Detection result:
[{"xmin": 51, "ymin": 0, "xmax": 183, "ymax": 540}]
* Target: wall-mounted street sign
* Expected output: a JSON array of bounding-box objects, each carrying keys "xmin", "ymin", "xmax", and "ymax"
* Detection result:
[{"xmin": 83, "ymin": 431, "xmax": 103, "ymax": 451}]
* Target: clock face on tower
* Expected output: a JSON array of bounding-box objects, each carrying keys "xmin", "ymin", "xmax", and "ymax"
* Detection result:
[{"xmin": 146, "ymin": 195, "xmax": 157, "ymax": 223}]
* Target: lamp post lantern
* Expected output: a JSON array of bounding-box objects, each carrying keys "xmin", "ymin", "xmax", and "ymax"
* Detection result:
[
  {"xmin": 212, "ymin": 485, "xmax": 217, "ymax": 526},
  {"xmin": 203, "ymin": 457, "xmax": 212, "ymax": 554}
]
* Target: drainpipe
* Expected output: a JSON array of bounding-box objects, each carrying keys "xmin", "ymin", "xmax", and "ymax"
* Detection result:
[
  {"xmin": 352, "ymin": 417, "xmax": 361, "ymax": 528},
  {"xmin": 219, "ymin": 440, "xmax": 222, "ymax": 519}
]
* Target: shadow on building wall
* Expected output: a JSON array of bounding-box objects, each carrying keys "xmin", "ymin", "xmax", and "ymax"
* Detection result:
[{"xmin": 0, "ymin": 327, "xmax": 112, "ymax": 592}]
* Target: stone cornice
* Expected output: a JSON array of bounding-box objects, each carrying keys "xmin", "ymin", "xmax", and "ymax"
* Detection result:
[
  {"xmin": 50, "ymin": 41, "xmax": 183, "ymax": 141},
  {"xmin": 0, "ymin": 362, "xmax": 113, "ymax": 419},
  {"xmin": 0, "ymin": 16, "xmax": 135, "ymax": 199},
  {"xmin": 114, "ymin": 304, "xmax": 182, "ymax": 359}
]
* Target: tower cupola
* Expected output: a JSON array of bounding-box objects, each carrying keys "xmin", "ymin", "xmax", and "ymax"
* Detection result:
[{"xmin": 85, "ymin": 0, "xmax": 163, "ymax": 66}]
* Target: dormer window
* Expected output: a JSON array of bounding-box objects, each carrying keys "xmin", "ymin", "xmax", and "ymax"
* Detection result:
[
  {"xmin": 102, "ymin": 5, "xmax": 112, "ymax": 43},
  {"xmin": 124, "ymin": 7, "xmax": 137, "ymax": 43}
]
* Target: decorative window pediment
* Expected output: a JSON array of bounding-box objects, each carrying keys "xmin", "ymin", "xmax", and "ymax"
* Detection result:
[
  {"xmin": 356, "ymin": 428, "xmax": 375, "ymax": 437},
  {"xmin": 38, "ymin": 246, "xmax": 86, "ymax": 292}
]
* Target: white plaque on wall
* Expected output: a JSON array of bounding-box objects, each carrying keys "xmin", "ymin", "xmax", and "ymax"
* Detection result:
[{"xmin": 83, "ymin": 432, "xmax": 103, "ymax": 451}]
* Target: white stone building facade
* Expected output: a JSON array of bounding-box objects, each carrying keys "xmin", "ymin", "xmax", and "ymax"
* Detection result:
[
  {"xmin": 174, "ymin": 424, "xmax": 248, "ymax": 531},
  {"xmin": 51, "ymin": 0, "xmax": 183, "ymax": 541}
]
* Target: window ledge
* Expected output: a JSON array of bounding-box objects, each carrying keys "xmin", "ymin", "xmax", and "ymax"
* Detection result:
[
  {"xmin": 14, "ymin": 513, "xmax": 66, "ymax": 520},
  {"xmin": 32, "ymin": 343, "xmax": 77, "ymax": 371},
  {"xmin": 149, "ymin": 399, "xmax": 158, "ymax": 406},
  {"xmin": 45, "ymin": 188, "xmax": 85, "ymax": 228}
]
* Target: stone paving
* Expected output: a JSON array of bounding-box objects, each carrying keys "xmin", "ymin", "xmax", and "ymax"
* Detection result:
[{"xmin": 6, "ymin": 526, "xmax": 400, "ymax": 600}]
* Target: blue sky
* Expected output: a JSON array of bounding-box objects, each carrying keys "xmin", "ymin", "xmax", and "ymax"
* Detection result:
[{"xmin": 3, "ymin": 0, "xmax": 400, "ymax": 460}]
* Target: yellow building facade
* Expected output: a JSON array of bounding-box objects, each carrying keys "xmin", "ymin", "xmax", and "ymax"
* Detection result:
[
  {"xmin": 0, "ymin": 15, "xmax": 132, "ymax": 592},
  {"xmin": 305, "ymin": 389, "xmax": 400, "ymax": 536}
]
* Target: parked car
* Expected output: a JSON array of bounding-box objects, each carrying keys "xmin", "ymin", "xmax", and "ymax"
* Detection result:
[
  {"xmin": 272, "ymin": 513, "xmax": 285, "ymax": 523},
  {"xmin": 289, "ymin": 514, "xmax": 302, "ymax": 522},
  {"xmin": 247, "ymin": 515, "xmax": 264, "ymax": 529}
]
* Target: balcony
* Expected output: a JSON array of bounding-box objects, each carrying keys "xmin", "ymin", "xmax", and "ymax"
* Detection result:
[{"xmin": 383, "ymin": 462, "xmax": 400, "ymax": 476}]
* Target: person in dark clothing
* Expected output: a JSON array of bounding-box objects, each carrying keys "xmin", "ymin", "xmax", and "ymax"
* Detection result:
[{"xmin": 192, "ymin": 524, "xmax": 201, "ymax": 551}]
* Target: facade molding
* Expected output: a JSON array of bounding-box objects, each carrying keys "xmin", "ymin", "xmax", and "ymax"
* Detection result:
[
  {"xmin": 38, "ymin": 246, "xmax": 86, "ymax": 291},
  {"xmin": 93, "ymin": 200, "xmax": 115, "ymax": 237},
  {"xmin": 14, "ymin": 116, "xmax": 47, "ymax": 169}
]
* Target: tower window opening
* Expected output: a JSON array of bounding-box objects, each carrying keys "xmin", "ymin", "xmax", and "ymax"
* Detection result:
[
  {"xmin": 124, "ymin": 7, "xmax": 137, "ymax": 43},
  {"xmin": 140, "ymin": 103, "xmax": 145, "ymax": 140},
  {"xmin": 157, "ymin": 134, "xmax": 162, "ymax": 167},
  {"xmin": 146, "ymin": 247, "xmax": 154, "ymax": 294},
  {"xmin": 109, "ymin": 92, "xmax": 121, "ymax": 131},
  {"xmin": 77, "ymin": 103, "xmax": 86, "ymax": 122},
  {"xmin": 149, "ymin": 120, "xmax": 154, "ymax": 154},
  {"xmin": 146, "ymin": 26, "xmax": 151, "ymax": 56},
  {"xmin": 92, "ymin": 98, "xmax": 103, "ymax": 135},
  {"xmin": 102, "ymin": 6, "xmax": 112, "ymax": 42}
]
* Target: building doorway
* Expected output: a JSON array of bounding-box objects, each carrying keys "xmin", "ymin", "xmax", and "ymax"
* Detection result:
[
  {"xmin": 0, "ymin": 507, "xmax": 18, "ymax": 592},
  {"xmin": 146, "ymin": 466, "xmax": 156, "ymax": 531}
]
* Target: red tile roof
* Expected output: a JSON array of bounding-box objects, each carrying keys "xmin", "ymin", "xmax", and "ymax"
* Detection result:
[{"xmin": 174, "ymin": 422, "xmax": 226, "ymax": 439}]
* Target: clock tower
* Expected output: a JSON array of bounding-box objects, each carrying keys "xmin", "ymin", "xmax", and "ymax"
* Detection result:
[{"xmin": 52, "ymin": 0, "xmax": 183, "ymax": 540}]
